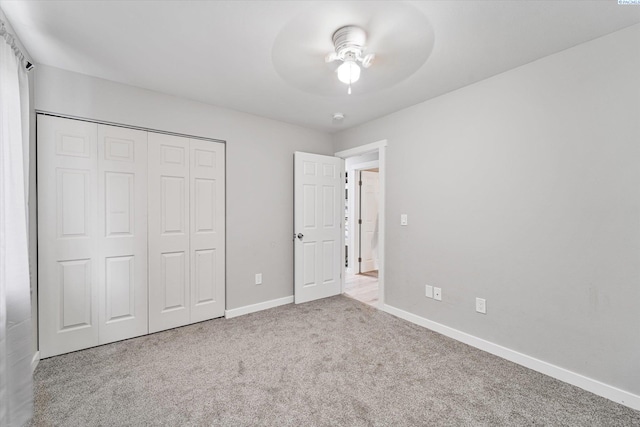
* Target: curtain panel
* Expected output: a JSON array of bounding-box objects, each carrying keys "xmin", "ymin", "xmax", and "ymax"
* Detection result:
[{"xmin": 0, "ymin": 16, "xmax": 33, "ymax": 427}]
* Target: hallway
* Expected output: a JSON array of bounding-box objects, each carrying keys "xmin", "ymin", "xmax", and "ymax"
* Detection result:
[{"xmin": 344, "ymin": 271, "xmax": 378, "ymax": 307}]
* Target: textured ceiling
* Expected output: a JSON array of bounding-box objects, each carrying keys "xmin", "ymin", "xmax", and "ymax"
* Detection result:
[{"xmin": 1, "ymin": 1, "xmax": 639, "ymax": 133}]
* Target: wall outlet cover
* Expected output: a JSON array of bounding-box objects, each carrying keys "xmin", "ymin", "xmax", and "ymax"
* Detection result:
[
  {"xmin": 476, "ymin": 297, "xmax": 486, "ymax": 314},
  {"xmin": 434, "ymin": 287, "xmax": 442, "ymax": 301}
]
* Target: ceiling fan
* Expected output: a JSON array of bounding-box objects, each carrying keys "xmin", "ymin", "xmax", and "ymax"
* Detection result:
[
  {"xmin": 271, "ymin": 2, "xmax": 433, "ymax": 98},
  {"xmin": 325, "ymin": 26, "xmax": 375, "ymax": 94}
]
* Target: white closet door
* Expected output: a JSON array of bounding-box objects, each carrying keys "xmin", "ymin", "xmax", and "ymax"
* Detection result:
[
  {"xmin": 38, "ymin": 115, "xmax": 99, "ymax": 358},
  {"xmin": 148, "ymin": 133, "xmax": 191, "ymax": 333},
  {"xmin": 97, "ymin": 124, "xmax": 148, "ymax": 343},
  {"xmin": 189, "ymin": 140, "xmax": 225, "ymax": 322}
]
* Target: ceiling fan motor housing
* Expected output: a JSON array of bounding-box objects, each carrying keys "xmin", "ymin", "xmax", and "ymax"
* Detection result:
[{"xmin": 332, "ymin": 25, "xmax": 367, "ymax": 60}]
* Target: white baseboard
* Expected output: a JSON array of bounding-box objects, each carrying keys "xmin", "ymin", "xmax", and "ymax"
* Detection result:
[
  {"xmin": 31, "ymin": 351, "xmax": 40, "ymax": 373},
  {"xmin": 225, "ymin": 295, "xmax": 294, "ymax": 319},
  {"xmin": 382, "ymin": 304, "xmax": 640, "ymax": 411}
]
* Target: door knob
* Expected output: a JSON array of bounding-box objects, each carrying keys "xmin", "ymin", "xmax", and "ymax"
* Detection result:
[{"xmin": 297, "ymin": 233, "xmax": 304, "ymax": 240}]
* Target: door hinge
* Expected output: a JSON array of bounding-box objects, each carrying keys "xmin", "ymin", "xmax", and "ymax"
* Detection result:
[
  {"xmin": 358, "ymin": 257, "xmax": 362, "ymax": 263},
  {"xmin": 359, "ymin": 180, "xmax": 362, "ymax": 186},
  {"xmin": 358, "ymin": 219, "xmax": 362, "ymax": 225}
]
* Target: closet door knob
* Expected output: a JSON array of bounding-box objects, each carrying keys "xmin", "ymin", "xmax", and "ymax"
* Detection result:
[{"xmin": 297, "ymin": 233, "xmax": 304, "ymax": 240}]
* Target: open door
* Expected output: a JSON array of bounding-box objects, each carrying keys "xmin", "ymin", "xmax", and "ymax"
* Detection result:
[
  {"xmin": 294, "ymin": 152, "xmax": 344, "ymax": 304},
  {"xmin": 359, "ymin": 170, "xmax": 379, "ymax": 273}
]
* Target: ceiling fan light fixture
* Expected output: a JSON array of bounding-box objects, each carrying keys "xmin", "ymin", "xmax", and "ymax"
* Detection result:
[
  {"xmin": 337, "ymin": 60, "xmax": 361, "ymax": 84},
  {"xmin": 327, "ymin": 25, "xmax": 373, "ymax": 94}
]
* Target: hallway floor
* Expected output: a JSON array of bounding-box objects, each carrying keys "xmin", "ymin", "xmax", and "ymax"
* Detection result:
[{"xmin": 344, "ymin": 271, "xmax": 378, "ymax": 307}]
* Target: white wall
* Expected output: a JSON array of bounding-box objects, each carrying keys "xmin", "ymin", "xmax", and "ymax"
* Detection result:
[
  {"xmin": 333, "ymin": 24, "xmax": 640, "ymax": 396},
  {"xmin": 34, "ymin": 65, "xmax": 333, "ymax": 312}
]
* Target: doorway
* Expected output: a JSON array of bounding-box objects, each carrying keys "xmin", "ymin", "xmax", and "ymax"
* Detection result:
[{"xmin": 335, "ymin": 140, "xmax": 387, "ymax": 308}]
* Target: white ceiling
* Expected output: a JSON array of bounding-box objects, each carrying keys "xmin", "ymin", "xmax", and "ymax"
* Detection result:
[{"xmin": 1, "ymin": 1, "xmax": 639, "ymax": 133}]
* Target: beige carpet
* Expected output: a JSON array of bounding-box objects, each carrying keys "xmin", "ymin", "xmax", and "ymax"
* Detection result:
[{"xmin": 30, "ymin": 296, "xmax": 639, "ymax": 426}]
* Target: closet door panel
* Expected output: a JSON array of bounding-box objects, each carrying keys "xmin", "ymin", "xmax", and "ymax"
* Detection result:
[
  {"xmin": 97, "ymin": 125, "xmax": 148, "ymax": 344},
  {"xmin": 148, "ymin": 133, "xmax": 190, "ymax": 333},
  {"xmin": 189, "ymin": 140, "xmax": 225, "ymax": 322},
  {"xmin": 38, "ymin": 115, "xmax": 99, "ymax": 358}
]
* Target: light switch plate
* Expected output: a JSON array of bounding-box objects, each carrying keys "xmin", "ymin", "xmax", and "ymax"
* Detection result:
[
  {"xmin": 425, "ymin": 285, "xmax": 433, "ymax": 298},
  {"xmin": 434, "ymin": 287, "xmax": 442, "ymax": 301},
  {"xmin": 255, "ymin": 273, "xmax": 262, "ymax": 285},
  {"xmin": 476, "ymin": 297, "xmax": 486, "ymax": 314}
]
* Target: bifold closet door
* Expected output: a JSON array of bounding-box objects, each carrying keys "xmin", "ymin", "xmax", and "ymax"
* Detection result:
[
  {"xmin": 148, "ymin": 134, "xmax": 191, "ymax": 332},
  {"xmin": 38, "ymin": 116, "xmax": 149, "ymax": 358},
  {"xmin": 38, "ymin": 116, "xmax": 99, "ymax": 358},
  {"xmin": 97, "ymin": 124, "xmax": 148, "ymax": 343},
  {"xmin": 148, "ymin": 134, "xmax": 225, "ymax": 333},
  {"xmin": 189, "ymin": 139, "xmax": 225, "ymax": 323}
]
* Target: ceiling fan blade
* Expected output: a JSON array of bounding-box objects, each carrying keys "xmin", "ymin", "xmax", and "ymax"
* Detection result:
[
  {"xmin": 361, "ymin": 53, "xmax": 375, "ymax": 68},
  {"xmin": 325, "ymin": 52, "xmax": 338, "ymax": 63}
]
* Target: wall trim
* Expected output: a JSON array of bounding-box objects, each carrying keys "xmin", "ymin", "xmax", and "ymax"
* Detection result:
[
  {"xmin": 31, "ymin": 351, "xmax": 40, "ymax": 374},
  {"xmin": 225, "ymin": 295, "xmax": 294, "ymax": 319},
  {"xmin": 335, "ymin": 139, "xmax": 387, "ymax": 159},
  {"xmin": 382, "ymin": 303, "xmax": 640, "ymax": 411}
]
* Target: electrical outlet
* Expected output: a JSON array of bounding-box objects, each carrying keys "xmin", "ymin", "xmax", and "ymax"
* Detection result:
[
  {"xmin": 425, "ymin": 285, "xmax": 433, "ymax": 298},
  {"xmin": 476, "ymin": 297, "xmax": 486, "ymax": 314},
  {"xmin": 255, "ymin": 273, "xmax": 262, "ymax": 285},
  {"xmin": 400, "ymin": 214, "xmax": 408, "ymax": 226},
  {"xmin": 434, "ymin": 287, "xmax": 442, "ymax": 301}
]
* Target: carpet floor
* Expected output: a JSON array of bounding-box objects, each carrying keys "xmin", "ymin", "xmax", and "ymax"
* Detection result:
[{"xmin": 30, "ymin": 296, "xmax": 640, "ymax": 426}]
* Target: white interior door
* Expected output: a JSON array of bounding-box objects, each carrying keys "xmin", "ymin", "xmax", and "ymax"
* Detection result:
[
  {"xmin": 97, "ymin": 124, "xmax": 148, "ymax": 343},
  {"xmin": 294, "ymin": 152, "xmax": 344, "ymax": 304},
  {"xmin": 189, "ymin": 139, "xmax": 225, "ymax": 322},
  {"xmin": 359, "ymin": 170, "xmax": 379, "ymax": 273},
  {"xmin": 38, "ymin": 115, "xmax": 99, "ymax": 358},
  {"xmin": 148, "ymin": 133, "xmax": 191, "ymax": 333}
]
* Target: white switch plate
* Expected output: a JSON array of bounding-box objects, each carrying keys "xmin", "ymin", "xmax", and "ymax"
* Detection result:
[
  {"xmin": 425, "ymin": 285, "xmax": 433, "ymax": 298},
  {"xmin": 401, "ymin": 214, "xmax": 408, "ymax": 226},
  {"xmin": 255, "ymin": 273, "xmax": 262, "ymax": 285},
  {"xmin": 434, "ymin": 287, "xmax": 442, "ymax": 301},
  {"xmin": 476, "ymin": 297, "xmax": 486, "ymax": 314}
]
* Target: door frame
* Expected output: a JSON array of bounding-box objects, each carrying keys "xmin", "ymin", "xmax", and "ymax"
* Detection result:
[{"xmin": 335, "ymin": 139, "xmax": 387, "ymax": 308}]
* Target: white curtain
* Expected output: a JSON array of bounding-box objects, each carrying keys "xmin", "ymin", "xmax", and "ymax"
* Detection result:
[{"xmin": 0, "ymin": 18, "xmax": 33, "ymax": 427}]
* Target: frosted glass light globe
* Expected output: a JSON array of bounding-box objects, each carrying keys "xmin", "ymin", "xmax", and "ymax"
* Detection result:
[{"xmin": 337, "ymin": 60, "xmax": 361, "ymax": 84}]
